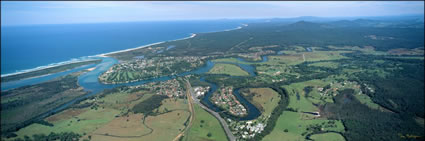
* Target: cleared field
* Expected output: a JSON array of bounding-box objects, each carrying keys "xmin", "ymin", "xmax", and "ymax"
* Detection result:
[
  {"xmin": 183, "ymin": 105, "xmax": 228, "ymax": 141},
  {"xmin": 158, "ymin": 98, "xmax": 189, "ymax": 112},
  {"xmin": 1, "ymin": 72, "xmax": 89, "ymax": 135},
  {"xmin": 9, "ymin": 87, "xmax": 191, "ymax": 141},
  {"xmin": 284, "ymin": 86, "xmax": 319, "ymax": 112},
  {"xmin": 242, "ymin": 88, "xmax": 280, "ymax": 117},
  {"xmin": 354, "ymin": 94, "xmax": 381, "ymax": 110},
  {"xmin": 263, "ymin": 79, "xmax": 348, "ymax": 141},
  {"xmin": 267, "ymin": 55, "xmax": 304, "ymax": 65},
  {"xmin": 90, "ymin": 113, "xmax": 150, "ymax": 138},
  {"xmin": 266, "ymin": 51, "xmax": 350, "ymax": 66},
  {"xmin": 308, "ymin": 61, "xmax": 339, "ymax": 69},
  {"xmin": 90, "ymin": 110, "xmax": 190, "ymax": 141},
  {"xmin": 262, "ymin": 111, "xmax": 345, "ymax": 141},
  {"xmin": 101, "ymin": 91, "xmax": 153, "ymax": 111},
  {"xmin": 143, "ymin": 110, "xmax": 190, "ymax": 140},
  {"xmin": 85, "ymin": 96, "xmax": 190, "ymax": 141},
  {"xmin": 310, "ymin": 132, "xmax": 346, "ymax": 141},
  {"xmin": 15, "ymin": 108, "xmax": 120, "ymax": 138},
  {"xmin": 212, "ymin": 58, "xmax": 253, "ymax": 64},
  {"xmin": 207, "ymin": 63, "xmax": 249, "ymax": 76},
  {"xmin": 285, "ymin": 79, "xmax": 339, "ymax": 110}
]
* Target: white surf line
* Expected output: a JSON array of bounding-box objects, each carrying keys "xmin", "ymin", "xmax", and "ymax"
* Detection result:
[
  {"xmin": 96, "ymin": 33, "xmax": 197, "ymax": 57},
  {"xmin": 98, "ymin": 23, "xmax": 249, "ymax": 57},
  {"xmin": 1, "ymin": 59, "xmax": 100, "ymax": 78},
  {"xmin": 2, "ymin": 33, "xmax": 198, "ymax": 78}
]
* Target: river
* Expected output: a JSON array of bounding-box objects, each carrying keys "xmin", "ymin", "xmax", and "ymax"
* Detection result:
[{"xmin": 25, "ymin": 55, "xmax": 269, "ymax": 121}]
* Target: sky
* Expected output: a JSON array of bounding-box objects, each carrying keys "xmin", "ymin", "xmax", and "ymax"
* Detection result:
[{"xmin": 1, "ymin": 1, "xmax": 424, "ymax": 26}]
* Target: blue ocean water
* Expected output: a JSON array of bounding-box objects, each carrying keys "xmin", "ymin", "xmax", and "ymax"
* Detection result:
[{"xmin": 1, "ymin": 20, "xmax": 246, "ymax": 75}]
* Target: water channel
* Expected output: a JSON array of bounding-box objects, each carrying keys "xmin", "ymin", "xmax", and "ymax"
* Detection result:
[{"xmin": 9, "ymin": 55, "xmax": 269, "ymax": 121}]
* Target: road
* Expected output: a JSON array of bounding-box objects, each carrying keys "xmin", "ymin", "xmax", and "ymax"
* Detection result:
[
  {"xmin": 173, "ymin": 79, "xmax": 196, "ymax": 141},
  {"xmin": 185, "ymin": 79, "xmax": 237, "ymax": 141}
]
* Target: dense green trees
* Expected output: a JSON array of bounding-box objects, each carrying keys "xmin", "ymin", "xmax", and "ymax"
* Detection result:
[
  {"xmin": 11, "ymin": 132, "xmax": 81, "ymax": 141},
  {"xmin": 1, "ymin": 74, "xmax": 87, "ymax": 137},
  {"xmin": 322, "ymin": 89, "xmax": 424, "ymax": 141},
  {"xmin": 132, "ymin": 95, "xmax": 168, "ymax": 116},
  {"xmin": 247, "ymin": 87, "xmax": 289, "ymax": 141}
]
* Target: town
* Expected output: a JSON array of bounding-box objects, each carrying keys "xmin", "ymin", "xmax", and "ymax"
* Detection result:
[
  {"xmin": 228, "ymin": 115, "xmax": 269, "ymax": 140},
  {"xmin": 99, "ymin": 56, "xmax": 205, "ymax": 84},
  {"xmin": 193, "ymin": 86, "xmax": 210, "ymax": 98},
  {"xmin": 210, "ymin": 86, "xmax": 247, "ymax": 117},
  {"xmin": 131, "ymin": 78, "xmax": 185, "ymax": 98}
]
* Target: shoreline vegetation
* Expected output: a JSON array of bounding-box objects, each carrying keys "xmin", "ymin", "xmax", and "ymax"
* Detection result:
[
  {"xmin": 104, "ymin": 24, "xmax": 247, "ymax": 60},
  {"xmin": 1, "ymin": 59, "xmax": 101, "ymax": 83},
  {"xmin": 99, "ymin": 33, "xmax": 197, "ymax": 58},
  {"xmin": 1, "ymin": 71, "xmax": 89, "ymax": 137},
  {"xmin": 1, "ymin": 23, "xmax": 246, "ymax": 84}
]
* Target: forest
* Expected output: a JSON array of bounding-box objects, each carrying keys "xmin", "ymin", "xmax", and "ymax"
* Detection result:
[
  {"xmin": 132, "ymin": 95, "xmax": 168, "ymax": 116},
  {"xmin": 1, "ymin": 72, "xmax": 88, "ymax": 137},
  {"xmin": 141, "ymin": 20, "xmax": 425, "ymax": 58},
  {"xmin": 321, "ymin": 89, "xmax": 423, "ymax": 141}
]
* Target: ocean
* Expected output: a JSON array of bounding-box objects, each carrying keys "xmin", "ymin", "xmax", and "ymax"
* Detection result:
[{"xmin": 1, "ymin": 20, "xmax": 247, "ymax": 76}]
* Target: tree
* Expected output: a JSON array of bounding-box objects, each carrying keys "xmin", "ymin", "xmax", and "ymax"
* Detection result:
[{"xmin": 207, "ymin": 132, "xmax": 212, "ymax": 137}]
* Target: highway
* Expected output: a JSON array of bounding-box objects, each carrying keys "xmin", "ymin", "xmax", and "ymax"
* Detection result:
[{"xmin": 186, "ymin": 79, "xmax": 236, "ymax": 141}]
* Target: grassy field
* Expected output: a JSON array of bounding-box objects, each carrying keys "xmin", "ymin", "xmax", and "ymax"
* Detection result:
[
  {"xmin": 242, "ymin": 88, "xmax": 280, "ymax": 117},
  {"xmin": 262, "ymin": 79, "xmax": 347, "ymax": 141},
  {"xmin": 266, "ymin": 50, "xmax": 350, "ymax": 66},
  {"xmin": 254, "ymin": 50, "xmax": 349, "ymax": 80},
  {"xmin": 89, "ymin": 97, "xmax": 190, "ymax": 141},
  {"xmin": 262, "ymin": 111, "xmax": 345, "ymax": 141},
  {"xmin": 11, "ymin": 90, "xmax": 146, "ymax": 140},
  {"xmin": 183, "ymin": 104, "xmax": 228, "ymax": 141},
  {"xmin": 207, "ymin": 63, "xmax": 249, "ymax": 76},
  {"xmin": 212, "ymin": 58, "xmax": 254, "ymax": 64},
  {"xmin": 284, "ymin": 81, "xmax": 325, "ymax": 112},
  {"xmin": 355, "ymin": 94, "xmax": 381, "ymax": 110},
  {"xmin": 310, "ymin": 132, "xmax": 346, "ymax": 141},
  {"xmin": 8, "ymin": 86, "xmax": 193, "ymax": 141},
  {"xmin": 15, "ymin": 107, "xmax": 120, "ymax": 138},
  {"xmin": 89, "ymin": 109, "xmax": 189, "ymax": 141},
  {"xmin": 1, "ymin": 72, "xmax": 89, "ymax": 134}
]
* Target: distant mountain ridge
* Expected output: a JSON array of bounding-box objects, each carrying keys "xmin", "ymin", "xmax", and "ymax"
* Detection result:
[{"xmin": 266, "ymin": 15, "xmax": 424, "ymax": 28}]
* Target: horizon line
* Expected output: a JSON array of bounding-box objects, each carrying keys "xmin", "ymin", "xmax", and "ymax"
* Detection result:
[{"xmin": 2, "ymin": 14, "xmax": 423, "ymax": 27}]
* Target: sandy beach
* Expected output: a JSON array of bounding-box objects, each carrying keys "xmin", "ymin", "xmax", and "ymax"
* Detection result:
[
  {"xmin": 97, "ymin": 24, "xmax": 248, "ymax": 57},
  {"xmin": 86, "ymin": 67, "xmax": 96, "ymax": 71},
  {"xmin": 97, "ymin": 24, "xmax": 248, "ymax": 58},
  {"xmin": 97, "ymin": 33, "xmax": 198, "ymax": 57}
]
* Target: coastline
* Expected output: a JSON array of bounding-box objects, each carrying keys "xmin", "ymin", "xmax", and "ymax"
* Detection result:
[
  {"xmin": 1, "ymin": 59, "xmax": 100, "ymax": 78},
  {"xmin": 99, "ymin": 23, "xmax": 249, "ymax": 57},
  {"xmin": 2, "ymin": 23, "xmax": 248, "ymax": 78},
  {"xmin": 97, "ymin": 33, "xmax": 197, "ymax": 57}
]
